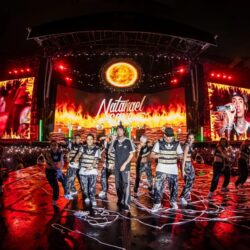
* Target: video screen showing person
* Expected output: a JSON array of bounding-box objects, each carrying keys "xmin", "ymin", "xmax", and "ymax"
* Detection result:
[
  {"xmin": 208, "ymin": 82, "xmax": 250, "ymax": 141},
  {"xmin": 0, "ymin": 77, "xmax": 34, "ymax": 139}
]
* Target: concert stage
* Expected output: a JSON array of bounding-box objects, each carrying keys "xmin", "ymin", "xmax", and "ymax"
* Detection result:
[{"xmin": 0, "ymin": 163, "xmax": 249, "ymax": 250}]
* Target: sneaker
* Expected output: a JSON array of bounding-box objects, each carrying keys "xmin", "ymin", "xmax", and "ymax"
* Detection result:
[
  {"xmin": 98, "ymin": 191, "xmax": 106, "ymax": 199},
  {"xmin": 170, "ymin": 202, "xmax": 178, "ymax": 209},
  {"xmin": 151, "ymin": 203, "xmax": 162, "ymax": 212},
  {"xmin": 180, "ymin": 197, "xmax": 188, "ymax": 205},
  {"xmin": 122, "ymin": 204, "xmax": 130, "ymax": 212},
  {"xmin": 91, "ymin": 200, "xmax": 97, "ymax": 206},
  {"xmin": 208, "ymin": 191, "xmax": 214, "ymax": 199},
  {"xmin": 52, "ymin": 200, "xmax": 58, "ymax": 206},
  {"xmin": 64, "ymin": 194, "xmax": 74, "ymax": 200},
  {"xmin": 70, "ymin": 190, "xmax": 78, "ymax": 196},
  {"xmin": 221, "ymin": 187, "xmax": 229, "ymax": 192},
  {"xmin": 84, "ymin": 198, "xmax": 90, "ymax": 204}
]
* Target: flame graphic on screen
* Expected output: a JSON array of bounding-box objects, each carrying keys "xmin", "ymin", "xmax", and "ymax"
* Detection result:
[{"xmin": 54, "ymin": 103, "xmax": 186, "ymax": 131}]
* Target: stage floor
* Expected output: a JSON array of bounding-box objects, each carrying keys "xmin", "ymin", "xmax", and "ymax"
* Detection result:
[{"xmin": 0, "ymin": 163, "xmax": 249, "ymax": 250}]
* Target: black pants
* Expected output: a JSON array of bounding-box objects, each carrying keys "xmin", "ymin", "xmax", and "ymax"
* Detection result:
[
  {"xmin": 45, "ymin": 169, "xmax": 66, "ymax": 201},
  {"xmin": 210, "ymin": 162, "xmax": 230, "ymax": 192},
  {"xmin": 235, "ymin": 158, "xmax": 249, "ymax": 186},
  {"xmin": 101, "ymin": 166, "xmax": 114, "ymax": 193},
  {"xmin": 115, "ymin": 169, "xmax": 130, "ymax": 208},
  {"xmin": 134, "ymin": 162, "xmax": 153, "ymax": 193}
]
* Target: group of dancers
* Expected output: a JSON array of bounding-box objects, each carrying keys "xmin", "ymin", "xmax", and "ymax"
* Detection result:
[{"xmin": 42, "ymin": 125, "xmax": 250, "ymax": 212}]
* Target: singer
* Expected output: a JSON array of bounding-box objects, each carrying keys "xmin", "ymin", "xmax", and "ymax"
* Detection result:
[{"xmin": 220, "ymin": 92, "xmax": 250, "ymax": 140}]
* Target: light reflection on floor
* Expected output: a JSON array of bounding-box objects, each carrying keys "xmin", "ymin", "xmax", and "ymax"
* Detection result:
[{"xmin": 0, "ymin": 163, "xmax": 249, "ymax": 250}]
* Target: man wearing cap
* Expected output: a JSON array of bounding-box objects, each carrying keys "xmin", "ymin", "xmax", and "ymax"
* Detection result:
[
  {"xmin": 220, "ymin": 92, "xmax": 250, "ymax": 140},
  {"xmin": 151, "ymin": 127, "xmax": 183, "ymax": 211},
  {"xmin": 110, "ymin": 125, "xmax": 135, "ymax": 211}
]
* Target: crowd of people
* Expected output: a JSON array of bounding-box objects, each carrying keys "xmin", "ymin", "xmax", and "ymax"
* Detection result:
[{"xmin": 34, "ymin": 125, "xmax": 250, "ymax": 212}]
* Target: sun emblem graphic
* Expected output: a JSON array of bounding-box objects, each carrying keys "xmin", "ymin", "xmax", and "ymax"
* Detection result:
[{"xmin": 105, "ymin": 62, "xmax": 138, "ymax": 88}]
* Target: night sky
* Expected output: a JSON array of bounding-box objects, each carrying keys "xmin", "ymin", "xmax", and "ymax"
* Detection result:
[{"xmin": 1, "ymin": 0, "xmax": 250, "ymax": 63}]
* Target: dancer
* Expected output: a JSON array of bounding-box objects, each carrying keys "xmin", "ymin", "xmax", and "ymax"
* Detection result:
[
  {"xmin": 151, "ymin": 127, "xmax": 183, "ymax": 211},
  {"xmin": 64, "ymin": 134, "xmax": 82, "ymax": 200},
  {"xmin": 111, "ymin": 125, "xmax": 135, "ymax": 211},
  {"xmin": 179, "ymin": 133, "xmax": 195, "ymax": 205},
  {"xmin": 208, "ymin": 138, "xmax": 230, "ymax": 198},
  {"xmin": 75, "ymin": 134, "xmax": 100, "ymax": 207},
  {"xmin": 44, "ymin": 141, "xmax": 66, "ymax": 206},
  {"xmin": 134, "ymin": 135, "xmax": 153, "ymax": 197},
  {"xmin": 98, "ymin": 134, "xmax": 116, "ymax": 199},
  {"xmin": 235, "ymin": 139, "xmax": 250, "ymax": 188}
]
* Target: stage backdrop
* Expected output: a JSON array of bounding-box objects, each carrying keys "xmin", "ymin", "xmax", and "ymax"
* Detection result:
[
  {"xmin": 54, "ymin": 85, "xmax": 187, "ymax": 138},
  {"xmin": 0, "ymin": 77, "xmax": 34, "ymax": 139},
  {"xmin": 207, "ymin": 82, "xmax": 250, "ymax": 141}
]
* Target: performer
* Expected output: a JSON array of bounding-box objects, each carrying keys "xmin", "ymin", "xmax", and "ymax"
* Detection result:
[
  {"xmin": 208, "ymin": 138, "xmax": 230, "ymax": 198},
  {"xmin": 64, "ymin": 134, "xmax": 82, "ymax": 200},
  {"xmin": 179, "ymin": 133, "xmax": 195, "ymax": 205},
  {"xmin": 235, "ymin": 139, "xmax": 250, "ymax": 188},
  {"xmin": 220, "ymin": 92, "xmax": 250, "ymax": 140},
  {"xmin": 98, "ymin": 134, "xmax": 116, "ymax": 199},
  {"xmin": 111, "ymin": 125, "xmax": 135, "ymax": 211},
  {"xmin": 44, "ymin": 141, "xmax": 66, "ymax": 206},
  {"xmin": 75, "ymin": 134, "xmax": 100, "ymax": 206},
  {"xmin": 151, "ymin": 127, "xmax": 183, "ymax": 211},
  {"xmin": 134, "ymin": 135, "xmax": 153, "ymax": 197}
]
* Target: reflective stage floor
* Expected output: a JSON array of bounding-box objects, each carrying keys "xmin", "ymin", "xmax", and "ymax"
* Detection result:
[{"xmin": 0, "ymin": 163, "xmax": 249, "ymax": 250}]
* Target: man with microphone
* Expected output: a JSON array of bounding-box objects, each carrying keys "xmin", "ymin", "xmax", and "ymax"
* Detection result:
[{"xmin": 220, "ymin": 92, "xmax": 250, "ymax": 140}]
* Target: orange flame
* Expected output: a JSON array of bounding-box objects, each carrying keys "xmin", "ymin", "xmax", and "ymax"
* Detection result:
[{"xmin": 54, "ymin": 102, "xmax": 186, "ymax": 132}]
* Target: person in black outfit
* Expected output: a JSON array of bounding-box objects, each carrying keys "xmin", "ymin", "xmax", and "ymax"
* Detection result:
[
  {"xmin": 208, "ymin": 138, "xmax": 230, "ymax": 198},
  {"xmin": 111, "ymin": 125, "xmax": 135, "ymax": 211},
  {"xmin": 44, "ymin": 141, "xmax": 66, "ymax": 206},
  {"xmin": 235, "ymin": 139, "xmax": 250, "ymax": 188}
]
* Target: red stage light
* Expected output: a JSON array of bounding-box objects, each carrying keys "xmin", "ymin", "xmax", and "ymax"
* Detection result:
[
  {"xmin": 14, "ymin": 70, "xmax": 18, "ymax": 74},
  {"xmin": 223, "ymin": 75, "xmax": 226, "ymax": 78},
  {"xmin": 65, "ymin": 76, "xmax": 72, "ymax": 82},
  {"xmin": 59, "ymin": 65, "xmax": 65, "ymax": 70},
  {"xmin": 8, "ymin": 71, "xmax": 12, "ymax": 74},
  {"xmin": 228, "ymin": 76, "xmax": 232, "ymax": 80},
  {"xmin": 20, "ymin": 69, "xmax": 24, "ymax": 73},
  {"xmin": 177, "ymin": 67, "xmax": 185, "ymax": 74},
  {"xmin": 26, "ymin": 68, "xmax": 31, "ymax": 72},
  {"xmin": 217, "ymin": 74, "xmax": 221, "ymax": 78},
  {"xmin": 171, "ymin": 78, "xmax": 178, "ymax": 84},
  {"xmin": 210, "ymin": 73, "xmax": 215, "ymax": 77}
]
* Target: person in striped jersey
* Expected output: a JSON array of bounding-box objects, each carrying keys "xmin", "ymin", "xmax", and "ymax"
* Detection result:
[
  {"xmin": 98, "ymin": 134, "xmax": 116, "ymax": 199},
  {"xmin": 235, "ymin": 139, "xmax": 250, "ymax": 188},
  {"xmin": 151, "ymin": 127, "xmax": 183, "ymax": 211},
  {"xmin": 75, "ymin": 134, "xmax": 100, "ymax": 207}
]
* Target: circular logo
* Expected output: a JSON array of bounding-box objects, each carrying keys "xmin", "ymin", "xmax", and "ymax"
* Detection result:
[{"xmin": 103, "ymin": 60, "xmax": 140, "ymax": 89}]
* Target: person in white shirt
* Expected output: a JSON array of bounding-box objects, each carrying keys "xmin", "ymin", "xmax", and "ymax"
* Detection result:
[{"xmin": 151, "ymin": 127, "xmax": 183, "ymax": 211}]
